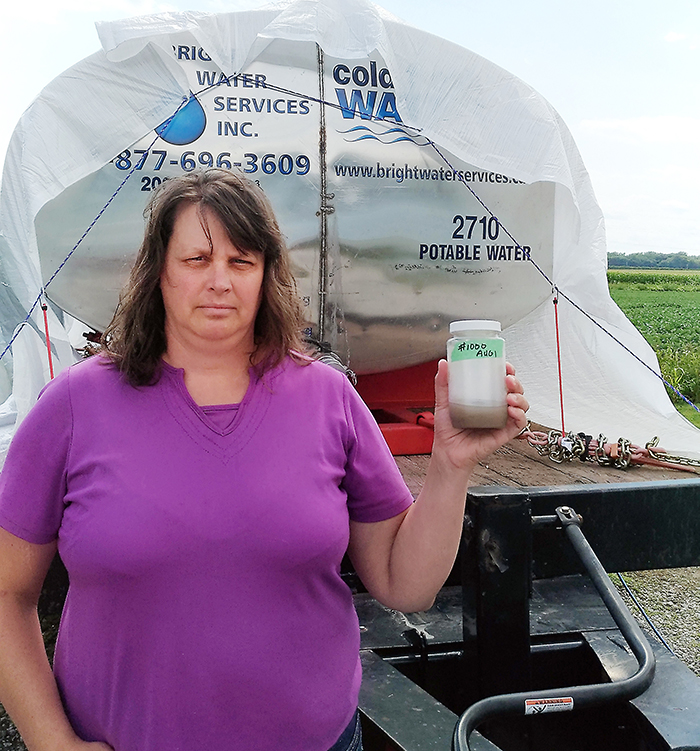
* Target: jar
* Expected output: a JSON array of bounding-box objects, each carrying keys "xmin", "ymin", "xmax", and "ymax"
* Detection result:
[{"xmin": 447, "ymin": 320, "xmax": 507, "ymax": 429}]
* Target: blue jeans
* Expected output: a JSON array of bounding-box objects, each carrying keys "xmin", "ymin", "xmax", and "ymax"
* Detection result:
[{"xmin": 328, "ymin": 709, "xmax": 363, "ymax": 751}]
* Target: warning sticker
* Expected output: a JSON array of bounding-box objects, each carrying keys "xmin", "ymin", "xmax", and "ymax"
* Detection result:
[{"xmin": 524, "ymin": 697, "xmax": 574, "ymax": 715}]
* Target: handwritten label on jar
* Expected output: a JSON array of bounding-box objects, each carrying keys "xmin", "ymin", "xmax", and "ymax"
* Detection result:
[{"xmin": 450, "ymin": 339, "xmax": 504, "ymax": 361}]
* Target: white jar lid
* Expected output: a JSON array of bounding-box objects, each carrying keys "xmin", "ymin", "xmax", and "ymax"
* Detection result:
[{"xmin": 450, "ymin": 319, "xmax": 501, "ymax": 334}]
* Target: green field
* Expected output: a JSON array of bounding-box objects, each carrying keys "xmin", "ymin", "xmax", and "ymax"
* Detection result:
[{"xmin": 607, "ymin": 269, "xmax": 700, "ymax": 427}]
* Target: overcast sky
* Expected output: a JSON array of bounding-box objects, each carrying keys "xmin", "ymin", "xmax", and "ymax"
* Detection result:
[{"xmin": 1, "ymin": 0, "xmax": 698, "ymax": 256}]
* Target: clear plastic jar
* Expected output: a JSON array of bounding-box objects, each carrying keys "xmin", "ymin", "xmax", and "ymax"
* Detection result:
[{"xmin": 447, "ymin": 320, "xmax": 507, "ymax": 429}]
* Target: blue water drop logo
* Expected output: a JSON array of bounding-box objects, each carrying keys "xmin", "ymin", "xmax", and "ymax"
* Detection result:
[{"xmin": 155, "ymin": 93, "xmax": 206, "ymax": 145}]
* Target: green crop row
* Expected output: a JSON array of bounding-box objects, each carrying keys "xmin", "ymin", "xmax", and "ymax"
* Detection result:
[
  {"xmin": 610, "ymin": 290, "xmax": 700, "ymax": 351},
  {"xmin": 656, "ymin": 349, "xmax": 700, "ymax": 409},
  {"xmin": 608, "ymin": 269, "xmax": 700, "ymax": 292},
  {"xmin": 608, "ymin": 274, "xmax": 700, "ymax": 411}
]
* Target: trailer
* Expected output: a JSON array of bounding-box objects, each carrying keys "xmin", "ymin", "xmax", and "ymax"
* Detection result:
[{"xmin": 351, "ymin": 445, "xmax": 700, "ymax": 750}]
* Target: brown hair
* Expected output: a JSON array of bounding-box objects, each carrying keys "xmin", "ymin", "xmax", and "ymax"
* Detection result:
[{"xmin": 101, "ymin": 169, "xmax": 307, "ymax": 385}]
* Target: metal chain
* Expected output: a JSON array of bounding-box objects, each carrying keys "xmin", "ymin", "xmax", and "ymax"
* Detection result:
[
  {"xmin": 594, "ymin": 434, "xmax": 612, "ymax": 466},
  {"xmin": 524, "ymin": 425, "xmax": 698, "ymax": 471},
  {"xmin": 645, "ymin": 436, "xmax": 700, "ymax": 469}
]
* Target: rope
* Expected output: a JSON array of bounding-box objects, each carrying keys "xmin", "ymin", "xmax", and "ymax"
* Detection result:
[
  {"xmin": 0, "ymin": 99, "xmax": 189, "ymax": 369},
  {"xmin": 426, "ymin": 141, "xmax": 700, "ymax": 415},
  {"xmin": 616, "ymin": 573, "xmax": 676, "ymax": 656},
  {"xmin": 553, "ymin": 290, "xmax": 565, "ymax": 434},
  {"xmin": 1, "ymin": 65, "xmax": 698, "ymax": 422},
  {"xmin": 40, "ymin": 298, "xmax": 54, "ymax": 380},
  {"xmin": 0, "ymin": 75, "xmax": 401, "ymax": 369},
  {"xmin": 0, "ymin": 149, "xmax": 149, "ymax": 368}
]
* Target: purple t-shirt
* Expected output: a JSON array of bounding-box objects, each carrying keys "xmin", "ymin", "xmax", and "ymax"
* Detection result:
[{"xmin": 0, "ymin": 355, "xmax": 413, "ymax": 751}]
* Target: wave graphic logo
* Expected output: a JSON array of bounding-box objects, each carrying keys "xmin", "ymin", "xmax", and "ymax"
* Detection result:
[{"xmin": 337, "ymin": 126, "xmax": 429, "ymax": 146}]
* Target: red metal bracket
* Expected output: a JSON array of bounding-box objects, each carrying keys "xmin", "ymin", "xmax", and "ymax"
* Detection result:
[{"xmin": 355, "ymin": 360, "xmax": 438, "ymax": 456}]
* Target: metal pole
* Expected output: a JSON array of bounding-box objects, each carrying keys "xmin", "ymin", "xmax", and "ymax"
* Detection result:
[
  {"xmin": 316, "ymin": 43, "xmax": 329, "ymax": 344},
  {"xmin": 453, "ymin": 505, "xmax": 656, "ymax": 751}
]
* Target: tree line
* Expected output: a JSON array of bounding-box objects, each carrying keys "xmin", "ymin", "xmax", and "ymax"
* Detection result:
[{"xmin": 608, "ymin": 251, "xmax": 700, "ymax": 269}]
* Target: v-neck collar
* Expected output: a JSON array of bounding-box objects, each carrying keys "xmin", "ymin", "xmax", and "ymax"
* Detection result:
[{"xmin": 158, "ymin": 361, "xmax": 274, "ymax": 462}]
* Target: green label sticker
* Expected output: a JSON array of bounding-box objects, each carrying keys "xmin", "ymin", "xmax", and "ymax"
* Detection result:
[{"xmin": 450, "ymin": 339, "xmax": 504, "ymax": 361}]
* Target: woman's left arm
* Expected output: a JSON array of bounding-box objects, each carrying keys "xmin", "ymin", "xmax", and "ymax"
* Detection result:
[{"xmin": 347, "ymin": 359, "xmax": 528, "ymax": 613}]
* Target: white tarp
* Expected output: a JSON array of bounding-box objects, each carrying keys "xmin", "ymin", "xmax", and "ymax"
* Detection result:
[{"xmin": 1, "ymin": 0, "xmax": 699, "ymax": 465}]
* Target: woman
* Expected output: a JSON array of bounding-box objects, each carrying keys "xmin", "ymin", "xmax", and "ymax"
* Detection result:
[{"xmin": 0, "ymin": 169, "xmax": 528, "ymax": 751}]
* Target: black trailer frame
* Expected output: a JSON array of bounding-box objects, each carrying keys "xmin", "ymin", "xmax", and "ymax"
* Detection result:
[{"xmin": 355, "ymin": 479, "xmax": 700, "ymax": 751}]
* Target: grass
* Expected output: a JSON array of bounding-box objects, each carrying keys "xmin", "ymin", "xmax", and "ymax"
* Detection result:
[
  {"xmin": 676, "ymin": 401, "xmax": 700, "ymax": 428},
  {"xmin": 610, "ymin": 289, "xmax": 700, "ymax": 350},
  {"xmin": 608, "ymin": 269, "xmax": 700, "ymax": 427}
]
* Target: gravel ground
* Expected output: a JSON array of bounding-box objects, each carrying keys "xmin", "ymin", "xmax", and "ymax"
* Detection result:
[{"xmin": 613, "ymin": 566, "xmax": 700, "ymax": 676}]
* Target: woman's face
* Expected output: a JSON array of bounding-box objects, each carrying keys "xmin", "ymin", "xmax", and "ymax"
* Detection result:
[{"xmin": 160, "ymin": 203, "xmax": 264, "ymax": 355}]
